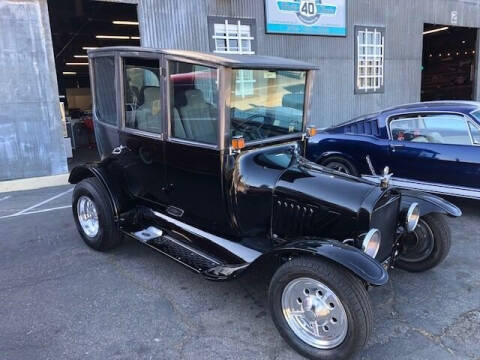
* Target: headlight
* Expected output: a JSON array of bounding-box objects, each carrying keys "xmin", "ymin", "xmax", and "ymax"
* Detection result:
[
  {"xmin": 405, "ymin": 202, "xmax": 420, "ymax": 232},
  {"xmin": 362, "ymin": 229, "xmax": 381, "ymax": 258}
]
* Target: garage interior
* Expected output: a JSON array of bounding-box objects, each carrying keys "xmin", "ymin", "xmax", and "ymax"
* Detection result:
[
  {"xmin": 47, "ymin": 0, "xmax": 140, "ymax": 169},
  {"xmin": 421, "ymin": 23, "xmax": 478, "ymax": 101}
]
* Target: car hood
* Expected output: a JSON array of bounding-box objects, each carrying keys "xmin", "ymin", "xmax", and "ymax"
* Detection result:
[{"xmin": 271, "ymin": 159, "xmax": 383, "ymax": 241}]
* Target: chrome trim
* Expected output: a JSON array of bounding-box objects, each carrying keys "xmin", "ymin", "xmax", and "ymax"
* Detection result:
[
  {"xmin": 362, "ymin": 229, "xmax": 381, "ymax": 258},
  {"xmin": 152, "ymin": 211, "xmax": 262, "ymax": 263},
  {"xmin": 406, "ymin": 202, "xmax": 420, "ymax": 232},
  {"xmin": 362, "ymin": 175, "xmax": 480, "ymax": 200}
]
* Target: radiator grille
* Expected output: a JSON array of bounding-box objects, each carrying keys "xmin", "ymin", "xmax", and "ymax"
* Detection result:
[{"xmin": 370, "ymin": 195, "xmax": 400, "ymax": 262}]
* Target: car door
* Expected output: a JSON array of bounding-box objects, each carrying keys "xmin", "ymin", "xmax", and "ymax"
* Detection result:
[
  {"xmin": 163, "ymin": 58, "xmax": 231, "ymax": 235},
  {"xmin": 116, "ymin": 54, "xmax": 169, "ymax": 208},
  {"xmin": 387, "ymin": 112, "xmax": 477, "ymax": 188}
]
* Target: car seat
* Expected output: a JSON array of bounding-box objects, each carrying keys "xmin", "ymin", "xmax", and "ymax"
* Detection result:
[
  {"xmin": 136, "ymin": 86, "xmax": 161, "ymax": 132},
  {"xmin": 177, "ymin": 89, "xmax": 217, "ymax": 144}
]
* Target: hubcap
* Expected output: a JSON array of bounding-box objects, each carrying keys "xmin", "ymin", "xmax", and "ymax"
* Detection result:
[
  {"xmin": 77, "ymin": 196, "xmax": 99, "ymax": 237},
  {"xmin": 281, "ymin": 277, "xmax": 348, "ymax": 349},
  {"xmin": 399, "ymin": 219, "xmax": 434, "ymax": 263},
  {"xmin": 326, "ymin": 162, "xmax": 351, "ymax": 175}
]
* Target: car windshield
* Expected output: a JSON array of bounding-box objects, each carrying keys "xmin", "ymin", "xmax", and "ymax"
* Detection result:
[{"xmin": 230, "ymin": 69, "xmax": 307, "ymax": 142}]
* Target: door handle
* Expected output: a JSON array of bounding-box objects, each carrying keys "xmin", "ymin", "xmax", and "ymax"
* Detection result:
[{"xmin": 390, "ymin": 143, "xmax": 405, "ymax": 152}]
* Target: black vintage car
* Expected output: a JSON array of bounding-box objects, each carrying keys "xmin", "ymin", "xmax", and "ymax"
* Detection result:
[{"xmin": 70, "ymin": 47, "xmax": 461, "ymax": 360}]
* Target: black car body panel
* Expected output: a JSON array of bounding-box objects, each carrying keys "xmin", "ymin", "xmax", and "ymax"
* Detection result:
[{"xmin": 69, "ymin": 47, "xmax": 459, "ymax": 286}]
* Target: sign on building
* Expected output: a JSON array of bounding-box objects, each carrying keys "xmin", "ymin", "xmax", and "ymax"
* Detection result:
[{"xmin": 265, "ymin": 0, "xmax": 347, "ymax": 36}]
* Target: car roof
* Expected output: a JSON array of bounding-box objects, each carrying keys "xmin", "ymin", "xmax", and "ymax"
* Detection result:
[
  {"xmin": 380, "ymin": 100, "xmax": 480, "ymax": 116},
  {"xmin": 88, "ymin": 46, "xmax": 320, "ymax": 70}
]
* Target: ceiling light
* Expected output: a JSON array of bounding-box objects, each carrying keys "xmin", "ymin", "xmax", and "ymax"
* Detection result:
[
  {"xmin": 63, "ymin": 71, "xmax": 77, "ymax": 75},
  {"xmin": 74, "ymin": 55, "xmax": 88, "ymax": 58},
  {"xmin": 447, "ymin": 53, "xmax": 451, "ymax": 56},
  {"xmin": 96, "ymin": 35, "xmax": 130, "ymax": 39},
  {"xmin": 423, "ymin": 26, "xmax": 449, "ymax": 35},
  {"xmin": 462, "ymin": 40, "xmax": 466, "ymax": 44},
  {"xmin": 113, "ymin": 20, "xmax": 139, "ymax": 26},
  {"xmin": 82, "ymin": 47, "xmax": 98, "ymax": 50},
  {"xmin": 66, "ymin": 62, "xmax": 89, "ymax": 66}
]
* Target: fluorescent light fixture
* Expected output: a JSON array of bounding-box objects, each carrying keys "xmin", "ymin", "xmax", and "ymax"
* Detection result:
[
  {"xmin": 74, "ymin": 55, "xmax": 88, "ymax": 58},
  {"xmin": 66, "ymin": 62, "xmax": 89, "ymax": 66},
  {"xmin": 82, "ymin": 47, "xmax": 98, "ymax": 50},
  {"xmin": 113, "ymin": 20, "xmax": 139, "ymax": 26},
  {"xmin": 130, "ymin": 36, "xmax": 141, "ymax": 40},
  {"xmin": 423, "ymin": 26, "xmax": 449, "ymax": 35},
  {"xmin": 63, "ymin": 71, "xmax": 77, "ymax": 75},
  {"xmin": 96, "ymin": 35, "xmax": 130, "ymax": 39}
]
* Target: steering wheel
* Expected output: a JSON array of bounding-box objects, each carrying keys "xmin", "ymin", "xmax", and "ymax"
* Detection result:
[{"xmin": 236, "ymin": 114, "xmax": 270, "ymax": 141}]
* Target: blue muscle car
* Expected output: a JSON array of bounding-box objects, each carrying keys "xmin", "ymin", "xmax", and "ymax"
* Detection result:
[{"xmin": 307, "ymin": 101, "xmax": 480, "ymax": 199}]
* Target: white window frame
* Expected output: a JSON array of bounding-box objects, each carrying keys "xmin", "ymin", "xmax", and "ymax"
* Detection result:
[
  {"xmin": 211, "ymin": 18, "xmax": 256, "ymax": 97},
  {"xmin": 212, "ymin": 19, "xmax": 255, "ymax": 55},
  {"xmin": 355, "ymin": 26, "xmax": 385, "ymax": 94}
]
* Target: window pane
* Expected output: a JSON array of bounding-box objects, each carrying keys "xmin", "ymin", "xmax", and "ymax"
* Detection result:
[
  {"xmin": 230, "ymin": 70, "xmax": 306, "ymax": 142},
  {"xmin": 391, "ymin": 114, "xmax": 471, "ymax": 145},
  {"xmin": 93, "ymin": 57, "xmax": 116, "ymax": 125},
  {"xmin": 468, "ymin": 122, "xmax": 480, "ymax": 144},
  {"xmin": 169, "ymin": 61, "xmax": 218, "ymax": 144},
  {"xmin": 123, "ymin": 58, "xmax": 162, "ymax": 134}
]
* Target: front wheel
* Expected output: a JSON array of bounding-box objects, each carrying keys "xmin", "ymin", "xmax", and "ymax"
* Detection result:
[
  {"xmin": 396, "ymin": 213, "xmax": 451, "ymax": 272},
  {"xmin": 269, "ymin": 257, "xmax": 372, "ymax": 360}
]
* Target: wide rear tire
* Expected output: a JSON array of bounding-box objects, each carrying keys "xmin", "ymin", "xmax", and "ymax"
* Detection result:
[
  {"xmin": 72, "ymin": 177, "xmax": 120, "ymax": 251},
  {"xmin": 269, "ymin": 257, "xmax": 372, "ymax": 360}
]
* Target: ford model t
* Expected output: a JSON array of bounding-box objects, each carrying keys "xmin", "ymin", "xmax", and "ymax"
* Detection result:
[{"xmin": 70, "ymin": 47, "xmax": 461, "ymax": 360}]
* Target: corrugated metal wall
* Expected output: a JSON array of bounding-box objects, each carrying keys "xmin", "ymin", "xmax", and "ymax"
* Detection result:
[
  {"xmin": 138, "ymin": 0, "xmax": 480, "ymax": 128},
  {"xmin": 0, "ymin": 0, "xmax": 67, "ymax": 180}
]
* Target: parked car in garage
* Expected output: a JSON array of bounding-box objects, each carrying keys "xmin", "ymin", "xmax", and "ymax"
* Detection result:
[
  {"xmin": 69, "ymin": 48, "xmax": 461, "ymax": 360},
  {"xmin": 307, "ymin": 101, "xmax": 480, "ymax": 200}
]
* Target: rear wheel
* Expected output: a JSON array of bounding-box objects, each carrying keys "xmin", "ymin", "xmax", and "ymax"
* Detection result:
[
  {"xmin": 396, "ymin": 214, "xmax": 451, "ymax": 272},
  {"xmin": 269, "ymin": 257, "xmax": 372, "ymax": 360},
  {"xmin": 321, "ymin": 157, "xmax": 358, "ymax": 177},
  {"xmin": 72, "ymin": 177, "xmax": 120, "ymax": 251}
]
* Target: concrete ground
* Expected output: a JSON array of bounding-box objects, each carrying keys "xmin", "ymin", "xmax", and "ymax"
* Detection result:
[{"xmin": 0, "ymin": 185, "xmax": 478, "ymax": 360}]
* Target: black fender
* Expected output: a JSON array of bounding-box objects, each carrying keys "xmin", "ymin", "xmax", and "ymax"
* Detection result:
[
  {"xmin": 398, "ymin": 189, "xmax": 462, "ymax": 218},
  {"xmin": 255, "ymin": 239, "xmax": 389, "ymax": 286},
  {"xmin": 69, "ymin": 164, "xmax": 124, "ymax": 221}
]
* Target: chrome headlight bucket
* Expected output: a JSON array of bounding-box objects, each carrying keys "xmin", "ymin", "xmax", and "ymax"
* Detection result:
[
  {"xmin": 362, "ymin": 229, "xmax": 381, "ymax": 258},
  {"xmin": 405, "ymin": 202, "xmax": 420, "ymax": 233}
]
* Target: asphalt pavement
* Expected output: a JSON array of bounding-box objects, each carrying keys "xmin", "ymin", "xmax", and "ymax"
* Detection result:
[{"xmin": 0, "ymin": 185, "xmax": 479, "ymax": 360}]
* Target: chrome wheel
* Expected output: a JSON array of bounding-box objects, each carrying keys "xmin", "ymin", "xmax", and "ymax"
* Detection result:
[
  {"xmin": 325, "ymin": 161, "xmax": 351, "ymax": 174},
  {"xmin": 77, "ymin": 195, "xmax": 99, "ymax": 238},
  {"xmin": 281, "ymin": 277, "xmax": 348, "ymax": 349}
]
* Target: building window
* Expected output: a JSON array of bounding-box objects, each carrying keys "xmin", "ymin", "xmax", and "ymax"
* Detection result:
[
  {"xmin": 208, "ymin": 17, "xmax": 257, "ymax": 97},
  {"xmin": 355, "ymin": 26, "xmax": 385, "ymax": 94}
]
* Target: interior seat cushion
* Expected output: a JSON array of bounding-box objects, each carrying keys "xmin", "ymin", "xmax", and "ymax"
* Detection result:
[{"xmin": 177, "ymin": 88, "xmax": 217, "ymax": 144}]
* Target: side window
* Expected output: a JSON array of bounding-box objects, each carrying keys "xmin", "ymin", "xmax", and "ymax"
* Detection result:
[
  {"xmin": 168, "ymin": 61, "xmax": 218, "ymax": 145},
  {"xmin": 93, "ymin": 56, "xmax": 117, "ymax": 125},
  {"xmin": 123, "ymin": 58, "xmax": 162, "ymax": 134},
  {"xmin": 468, "ymin": 122, "xmax": 480, "ymax": 144},
  {"xmin": 390, "ymin": 114, "xmax": 471, "ymax": 145}
]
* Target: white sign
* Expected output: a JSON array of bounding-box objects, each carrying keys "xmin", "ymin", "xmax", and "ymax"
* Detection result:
[{"xmin": 265, "ymin": 0, "xmax": 347, "ymax": 36}]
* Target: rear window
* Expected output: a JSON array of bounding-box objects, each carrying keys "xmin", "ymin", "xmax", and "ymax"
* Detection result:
[{"xmin": 92, "ymin": 56, "xmax": 117, "ymax": 125}]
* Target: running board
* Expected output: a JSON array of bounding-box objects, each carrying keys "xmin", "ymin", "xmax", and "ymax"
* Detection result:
[
  {"xmin": 127, "ymin": 226, "xmax": 222, "ymax": 273},
  {"xmin": 362, "ymin": 175, "xmax": 480, "ymax": 200}
]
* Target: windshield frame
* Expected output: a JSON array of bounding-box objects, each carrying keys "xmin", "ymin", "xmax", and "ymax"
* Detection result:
[{"xmin": 225, "ymin": 67, "xmax": 314, "ymax": 148}]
